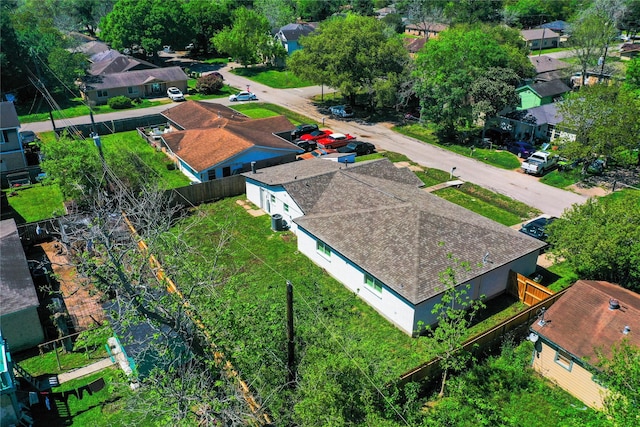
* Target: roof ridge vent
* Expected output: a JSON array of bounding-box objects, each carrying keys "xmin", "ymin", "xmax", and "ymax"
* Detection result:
[{"xmin": 609, "ymin": 298, "xmax": 620, "ymax": 310}]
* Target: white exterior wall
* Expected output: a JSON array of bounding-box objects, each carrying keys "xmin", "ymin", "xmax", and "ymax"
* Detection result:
[
  {"xmin": 297, "ymin": 227, "xmax": 417, "ymax": 335},
  {"xmin": 245, "ymin": 180, "xmax": 304, "ymax": 232}
]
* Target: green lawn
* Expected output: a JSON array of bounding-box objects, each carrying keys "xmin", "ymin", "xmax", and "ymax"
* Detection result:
[
  {"xmin": 394, "ymin": 123, "xmax": 522, "ymax": 170},
  {"xmin": 18, "ymin": 98, "xmax": 171, "ymax": 124},
  {"xmin": 232, "ymin": 102, "xmax": 318, "ymax": 125},
  {"xmin": 231, "ymin": 66, "xmax": 314, "ymax": 88},
  {"xmin": 99, "ymin": 131, "xmax": 191, "ymax": 189},
  {"xmin": 4, "ymin": 184, "xmax": 65, "ymax": 223}
]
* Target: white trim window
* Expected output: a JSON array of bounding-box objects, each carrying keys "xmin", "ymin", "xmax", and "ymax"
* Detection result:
[
  {"xmin": 97, "ymin": 89, "xmax": 108, "ymax": 98},
  {"xmin": 554, "ymin": 349, "xmax": 573, "ymax": 371}
]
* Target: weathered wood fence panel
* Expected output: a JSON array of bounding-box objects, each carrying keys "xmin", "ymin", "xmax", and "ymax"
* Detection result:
[
  {"xmin": 508, "ymin": 270, "xmax": 555, "ymax": 306},
  {"xmin": 398, "ymin": 286, "xmax": 571, "ymax": 386},
  {"xmin": 166, "ymin": 175, "xmax": 246, "ymax": 207},
  {"xmin": 55, "ymin": 114, "xmax": 166, "ymax": 137}
]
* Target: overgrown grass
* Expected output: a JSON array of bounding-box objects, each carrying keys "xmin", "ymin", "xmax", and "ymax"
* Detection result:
[
  {"xmin": 186, "ymin": 81, "xmax": 236, "ymax": 101},
  {"xmin": 231, "ymin": 66, "xmax": 313, "ymax": 88},
  {"xmin": 546, "ymin": 261, "xmax": 580, "ymax": 292},
  {"xmin": 4, "ymin": 183, "xmax": 65, "ymax": 223},
  {"xmin": 540, "ymin": 168, "xmax": 582, "ymax": 188},
  {"xmin": 99, "ymin": 131, "xmax": 191, "ymax": 189},
  {"xmin": 18, "ymin": 98, "xmax": 170, "ymax": 124},
  {"xmin": 395, "ymin": 123, "xmax": 522, "ymax": 170},
  {"xmin": 435, "ymin": 183, "xmax": 540, "ymax": 226}
]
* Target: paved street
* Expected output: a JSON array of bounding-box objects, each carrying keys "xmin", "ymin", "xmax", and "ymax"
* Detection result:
[{"xmin": 22, "ymin": 62, "xmax": 588, "ymax": 217}]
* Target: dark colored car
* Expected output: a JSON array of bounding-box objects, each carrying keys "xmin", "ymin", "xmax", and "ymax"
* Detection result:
[
  {"xmin": 519, "ymin": 216, "xmax": 557, "ymax": 241},
  {"xmin": 292, "ymin": 138, "xmax": 318, "ymax": 152},
  {"xmin": 508, "ymin": 141, "xmax": 536, "ymax": 158},
  {"xmin": 291, "ymin": 124, "xmax": 319, "ymax": 139},
  {"xmin": 20, "ymin": 130, "xmax": 38, "ymax": 144},
  {"xmin": 337, "ymin": 141, "xmax": 375, "ymax": 156}
]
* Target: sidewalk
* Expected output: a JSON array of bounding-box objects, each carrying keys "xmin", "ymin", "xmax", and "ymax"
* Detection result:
[{"xmin": 57, "ymin": 357, "xmax": 116, "ymax": 384}]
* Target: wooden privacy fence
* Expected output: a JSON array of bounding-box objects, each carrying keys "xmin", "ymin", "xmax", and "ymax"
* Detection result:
[
  {"xmin": 398, "ymin": 286, "xmax": 571, "ymax": 386},
  {"xmin": 508, "ymin": 270, "xmax": 555, "ymax": 306},
  {"xmin": 166, "ymin": 175, "xmax": 246, "ymax": 207}
]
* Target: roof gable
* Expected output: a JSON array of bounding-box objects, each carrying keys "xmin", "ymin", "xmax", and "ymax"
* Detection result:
[
  {"xmin": 521, "ymin": 29, "xmax": 560, "ymax": 41},
  {"xmin": 162, "ymin": 101, "xmax": 249, "ymax": 130},
  {"xmin": 82, "ymin": 66, "xmax": 187, "ymax": 91},
  {"xmin": 529, "ymin": 55, "xmax": 571, "ymax": 74},
  {"xmin": 518, "ymin": 80, "xmax": 571, "ymax": 98},
  {"xmin": 0, "ymin": 102, "xmax": 20, "ymax": 129},
  {"xmin": 531, "ymin": 280, "xmax": 640, "ymax": 362}
]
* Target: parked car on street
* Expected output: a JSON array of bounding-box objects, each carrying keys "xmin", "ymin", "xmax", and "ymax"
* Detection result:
[
  {"xmin": 19, "ymin": 130, "xmax": 38, "ymax": 144},
  {"xmin": 521, "ymin": 151, "xmax": 559, "ymax": 175},
  {"xmin": 316, "ymin": 133, "xmax": 356, "ymax": 149},
  {"xmin": 297, "ymin": 148, "xmax": 337, "ymax": 160},
  {"xmin": 299, "ymin": 129, "xmax": 333, "ymax": 142},
  {"xmin": 337, "ymin": 141, "xmax": 375, "ymax": 156},
  {"xmin": 167, "ymin": 87, "xmax": 185, "ymax": 101},
  {"xmin": 290, "ymin": 124, "xmax": 319, "ymax": 139},
  {"xmin": 229, "ymin": 91, "xmax": 257, "ymax": 101},
  {"xmin": 329, "ymin": 105, "xmax": 354, "ymax": 118},
  {"xmin": 507, "ymin": 141, "xmax": 536, "ymax": 158},
  {"xmin": 519, "ymin": 216, "xmax": 557, "ymax": 242}
]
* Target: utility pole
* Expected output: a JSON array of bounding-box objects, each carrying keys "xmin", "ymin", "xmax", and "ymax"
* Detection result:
[
  {"xmin": 599, "ymin": 43, "xmax": 609, "ymax": 82},
  {"xmin": 286, "ymin": 280, "xmax": 296, "ymax": 388}
]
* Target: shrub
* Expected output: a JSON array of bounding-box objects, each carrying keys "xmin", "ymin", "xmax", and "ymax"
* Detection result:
[
  {"xmin": 196, "ymin": 74, "xmax": 223, "ymax": 94},
  {"xmin": 108, "ymin": 96, "xmax": 133, "ymax": 109}
]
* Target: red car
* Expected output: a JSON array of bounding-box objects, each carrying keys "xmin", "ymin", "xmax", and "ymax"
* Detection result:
[
  {"xmin": 316, "ymin": 133, "xmax": 356, "ymax": 149},
  {"xmin": 299, "ymin": 129, "xmax": 333, "ymax": 142}
]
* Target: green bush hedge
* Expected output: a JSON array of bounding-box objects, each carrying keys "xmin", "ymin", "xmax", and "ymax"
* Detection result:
[{"xmin": 107, "ymin": 95, "xmax": 133, "ymax": 109}]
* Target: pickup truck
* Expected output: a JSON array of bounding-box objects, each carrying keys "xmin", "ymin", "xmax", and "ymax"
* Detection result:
[{"xmin": 521, "ymin": 151, "xmax": 558, "ymax": 175}]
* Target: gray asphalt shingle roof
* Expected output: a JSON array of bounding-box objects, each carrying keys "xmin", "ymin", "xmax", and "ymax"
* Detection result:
[
  {"xmin": 250, "ymin": 159, "xmax": 545, "ymax": 305},
  {"xmin": 0, "ymin": 102, "xmax": 20, "ymax": 129},
  {"xmin": 0, "ymin": 219, "xmax": 40, "ymax": 315},
  {"xmin": 82, "ymin": 66, "xmax": 187, "ymax": 91}
]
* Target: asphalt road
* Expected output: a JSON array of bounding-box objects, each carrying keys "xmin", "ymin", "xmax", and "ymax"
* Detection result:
[{"xmin": 22, "ymin": 62, "xmax": 588, "ymax": 217}]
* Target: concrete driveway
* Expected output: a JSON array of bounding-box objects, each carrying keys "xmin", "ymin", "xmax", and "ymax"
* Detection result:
[{"xmin": 22, "ymin": 61, "xmax": 589, "ymax": 217}]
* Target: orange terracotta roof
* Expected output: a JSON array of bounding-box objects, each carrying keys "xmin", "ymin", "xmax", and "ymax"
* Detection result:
[
  {"xmin": 162, "ymin": 128, "xmax": 253, "ymax": 171},
  {"xmin": 531, "ymin": 280, "xmax": 640, "ymax": 362}
]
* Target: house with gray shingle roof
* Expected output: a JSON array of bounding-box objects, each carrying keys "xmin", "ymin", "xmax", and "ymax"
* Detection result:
[
  {"xmin": 244, "ymin": 159, "xmax": 545, "ymax": 335},
  {"xmin": 80, "ymin": 66, "xmax": 187, "ymax": 105},
  {"xmin": 158, "ymin": 101, "xmax": 301, "ymax": 182},
  {"xmin": 0, "ymin": 219, "xmax": 44, "ymax": 351},
  {"xmin": 275, "ymin": 23, "xmax": 316, "ymax": 55},
  {"xmin": 516, "ymin": 80, "xmax": 571, "ymax": 110}
]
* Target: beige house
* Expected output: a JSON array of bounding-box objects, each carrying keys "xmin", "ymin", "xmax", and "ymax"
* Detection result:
[
  {"xmin": 521, "ymin": 28, "xmax": 560, "ymax": 50},
  {"xmin": 530, "ymin": 280, "xmax": 640, "ymax": 409},
  {"xmin": 404, "ymin": 22, "xmax": 448, "ymax": 39}
]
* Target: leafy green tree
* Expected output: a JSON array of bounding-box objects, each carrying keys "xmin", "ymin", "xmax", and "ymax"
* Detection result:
[
  {"xmin": 47, "ymin": 47, "xmax": 88, "ymax": 93},
  {"xmin": 469, "ymin": 67, "xmax": 521, "ymax": 120},
  {"xmin": 625, "ymin": 56, "xmax": 640, "ymax": 93},
  {"xmin": 40, "ymin": 136, "xmax": 103, "ymax": 203},
  {"xmin": 570, "ymin": 8, "xmax": 618, "ymax": 86},
  {"xmin": 443, "ymin": 0, "xmax": 503, "ymax": 24},
  {"xmin": 426, "ymin": 254, "xmax": 485, "ymax": 397},
  {"xmin": 196, "ymin": 73, "xmax": 224, "ymax": 94},
  {"xmin": 381, "ymin": 13, "xmax": 405, "ymax": 33},
  {"xmin": 100, "ymin": 0, "xmax": 191, "ymax": 60},
  {"xmin": 295, "ymin": 0, "xmax": 343, "ymax": 21},
  {"xmin": 557, "ymin": 84, "xmax": 640, "ymax": 166},
  {"xmin": 548, "ymin": 190, "xmax": 640, "ymax": 291},
  {"xmin": 58, "ymin": 0, "xmax": 117, "ymax": 37},
  {"xmin": 254, "ymin": 0, "xmax": 296, "ymax": 29},
  {"xmin": 619, "ymin": 0, "xmax": 640, "ymax": 36},
  {"xmin": 414, "ymin": 24, "xmax": 534, "ymax": 135},
  {"xmin": 212, "ymin": 7, "xmax": 281, "ymax": 67},
  {"xmin": 288, "ymin": 14, "xmax": 409, "ymax": 107},
  {"xmin": 594, "ymin": 340, "xmax": 640, "ymax": 426},
  {"xmin": 183, "ymin": 0, "xmax": 233, "ymax": 55}
]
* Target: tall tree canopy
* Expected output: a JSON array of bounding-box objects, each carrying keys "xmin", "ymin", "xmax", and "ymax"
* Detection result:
[
  {"xmin": 288, "ymin": 13, "xmax": 409, "ymax": 107},
  {"xmin": 548, "ymin": 190, "xmax": 640, "ymax": 291},
  {"xmin": 212, "ymin": 7, "xmax": 284, "ymax": 67},
  {"xmin": 100, "ymin": 0, "xmax": 192, "ymax": 59},
  {"xmin": 557, "ymin": 84, "xmax": 640, "ymax": 166},
  {"xmin": 413, "ymin": 24, "xmax": 534, "ymax": 134}
]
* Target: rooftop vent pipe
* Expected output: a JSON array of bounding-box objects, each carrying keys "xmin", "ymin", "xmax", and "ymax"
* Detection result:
[
  {"xmin": 609, "ymin": 299, "xmax": 620, "ymax": 310},
  {"xmin": 623, "ymin": 325, "xmax": 631, "ymax": 335},
  {"xmin": 251, "ymin": 162, "xmax": 256, "ymax": 174}
]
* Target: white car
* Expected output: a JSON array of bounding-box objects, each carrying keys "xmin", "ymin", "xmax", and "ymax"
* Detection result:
[
  {"xmin": 229, "ymin": 91, "xmax": 257, "ymax": 102},
  {"xmin": 167, "ymin": 87, "xmax": 185, "ymax": 101}
]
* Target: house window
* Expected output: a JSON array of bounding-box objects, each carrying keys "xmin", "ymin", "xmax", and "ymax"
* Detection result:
[
  {"xmin": 0, "ymin": 130, "xmax": 8, "ymax": 143},
  {"xmin": 270, "ymin": 195, "xmax": 276, "ymax": 203},
  {"xmin": 316, "ymin": 241, "xmax": 331, "ymax": 258},
  {"xmin": 97, "ymin": 90, "xmax": 108, "ymax": 98},
  {"xmin": 207, "ymin": 169, "xmax": 216, "ymax": 181},
  {"xmin": 127, "ymin": 86, "xmax": 139, "ymax": 94},
  {"xmin": 554, "ymin": 349, "xmax": 573, "ymax": 371},
  {"xmin": 364, "ymin": 273, "xmax": 382, "ymax": 293},
  {"xmin": 284, "ymin": 203, "xmax": 289, "ymax": 212}
]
